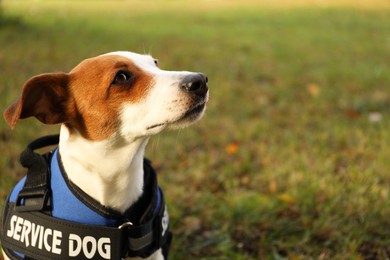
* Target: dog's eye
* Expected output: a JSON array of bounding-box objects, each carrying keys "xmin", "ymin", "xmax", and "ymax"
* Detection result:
[
  {"xmin": 112, "ymin": 71, "xmax": 133, "ymax": 86},
  {"xmin": 154, "ymin": 59, "xmax": 159, "ymax": 66}
]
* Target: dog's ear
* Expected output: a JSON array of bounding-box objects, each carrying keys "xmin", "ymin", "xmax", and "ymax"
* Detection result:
[{"xmin": 4, "ymin": 73, "xmax": 70, "ymax": 129}]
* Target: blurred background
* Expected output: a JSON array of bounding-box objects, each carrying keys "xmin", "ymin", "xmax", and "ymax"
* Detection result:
[{"xmin": 0, "ymin": 0, "xmax": 389, "ymax": 258}]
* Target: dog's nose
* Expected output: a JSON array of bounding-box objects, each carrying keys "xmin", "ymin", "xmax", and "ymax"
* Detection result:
[{"xmin": 180, "ymin": 73, "xmax": 208, "ymax": 96}]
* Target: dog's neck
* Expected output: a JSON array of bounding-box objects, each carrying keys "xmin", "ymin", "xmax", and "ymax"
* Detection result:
[{"xmin": 58, "ymin": 125, "xmax": 149, "ymax": 213}]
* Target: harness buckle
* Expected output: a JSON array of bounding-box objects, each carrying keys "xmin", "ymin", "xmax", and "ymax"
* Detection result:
[{"xmin": 15, "ymin": 186, "xmax": 51, "ymax": 212}]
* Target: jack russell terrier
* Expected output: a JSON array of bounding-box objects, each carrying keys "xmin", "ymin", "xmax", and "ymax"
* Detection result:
[{"xmin": 1, "ymin": 51, "xmax": 208, "ymax": 260}]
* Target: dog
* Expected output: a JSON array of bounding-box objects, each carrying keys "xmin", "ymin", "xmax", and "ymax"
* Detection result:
[{"xmin": 1, "ymin": 51, "xmax": 208, "ymax": 260}]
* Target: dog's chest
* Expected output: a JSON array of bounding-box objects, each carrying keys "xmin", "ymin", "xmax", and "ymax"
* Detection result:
[{"xmin": 2, "ymin": 139, "xmax": 171, "ymax": 259}]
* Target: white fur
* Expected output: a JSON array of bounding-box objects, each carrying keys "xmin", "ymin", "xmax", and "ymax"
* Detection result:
[
  {"xmin": 59, "ymin": 125, "xmax": 148, "ymax": 212},
  {"xmin": 38, "ymin": 52, "xmax": 205, "ymax": 260},
  {"xmin": 112, "ymin": 51, "xmax": 208, "ymax": 136},
  {"xmin": 59, "ymin": 51, "xmax": 207, "ymax": 213},
  {"xmin": 3, "ymin": 52, "xmax": 207, "ymax": 260}
]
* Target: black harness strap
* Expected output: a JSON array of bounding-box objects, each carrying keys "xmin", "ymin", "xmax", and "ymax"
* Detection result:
[
  {"xmin": 3, "ymin": 203, "xmax": 125, "ymax": 260},
  {"xmin": 2, "ymin": 135, "xmax": 172, "ymax": 259},
  {"xmin": 3, "ymin": 201, "xmax": 171, "ymax": 259},
  {"xmin": 15, "ymin": 135, "xmax": 59, "ymax": 213}
]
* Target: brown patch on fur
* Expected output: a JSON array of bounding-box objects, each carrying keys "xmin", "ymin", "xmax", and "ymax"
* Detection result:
[
  {"xmin": 62, "ymin": 55, "xmax": 153, "ymax": 140},
  {"xmin": 3, "ymin": 54, "xmax": 154, "ymax": 141},
  {"xmin": 3, "ymin": 73, "xmax": 69, "ymax": 128},
  {"xmin": 65, "ymin": 55, "xmax": 154, "ymax": 140}
]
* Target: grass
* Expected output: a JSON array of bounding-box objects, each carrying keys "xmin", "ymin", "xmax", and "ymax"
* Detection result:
[{"xmin": 1, "ymin": 0, "xmax": 390, "ymax": 258}]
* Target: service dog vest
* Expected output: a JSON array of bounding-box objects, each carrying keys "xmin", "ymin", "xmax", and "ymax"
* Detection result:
[{"xmin": 1, "ymin": 135, "xmax": 171, "ymax": 259}]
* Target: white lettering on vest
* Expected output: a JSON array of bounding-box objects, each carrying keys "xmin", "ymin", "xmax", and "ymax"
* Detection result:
[
  {"xmin": 43, "ymin": 228, "xmax": 52, "ymax": 252},
  {"xmin": 98, "ymin": 237, "xmax": 111, "ymax": 259},
  {"xmin": 52, "ymin": 230, "xmax": 62, "ymax": 255},
  {"xmin": 14, "ymin": 216, "xmax": 23, "ymax": 240},
  {"xmin": 6, "ymin": 215, "xmax": 62, "ymax": 255},
  {"xmin": 162, "ymin": 205, "xmax": 169, "ymax": 237},
  {"xmin": 6, "ymin": 215, "xmax": 17, "ymax": 238},
  {"xmin": 68, "ymin": 233, "xmax": 111, "ymax": 259},
  {"xmin": 6, "ymin": 215, "xmax": 110, "ymax": 258},
  {"xmin": 31, "ymin": 223, "xmax": 43, "ymax": 249},
  {"xmin": 83, "ymin": 236, "xmax": 96, "ymax": 259},
  {"xmin": 20, "ymin": 219, "xmax": 31, "ymax": 247},
  {"xmin": 69, "ymin": 234, "xmax": 82, "ymax": 257}
]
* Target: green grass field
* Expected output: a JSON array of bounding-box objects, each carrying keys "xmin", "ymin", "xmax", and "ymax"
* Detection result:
[{"xmin": 1, "ymin": 0, "xmax": 390, "ymax": 259}]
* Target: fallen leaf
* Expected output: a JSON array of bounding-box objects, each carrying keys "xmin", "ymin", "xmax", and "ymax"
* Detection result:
[
  {"xmin": 381, "ymin": 189, "xmax": 388, "ymax": 199},
  {"xmin": 278, "ymin": 193, "xmax": 296, "ymax": 204},
  {"xmin": 225, "ymin": 142, "xmax": 239, "ymax": 155},
  {"xmin": 368, "ymin": 112, "xmax": 383, "ymax": 123},
  {"xmin": 268, "ymin": 179, "xmax": 277, "ymax": 193},
  {"xmin": 307, "ymin": 83, "xmax": 320, "ymax": 97},
  {"xmin": 290, "ymin": 254, "xmax": 303, "ymax": 260},
  {"xmin": 345, "ymin": 108, "xmax": 362, "ymax": 119},
  {"xmin": 240, "ymin": 175, "xmax": 250, "ymax": 185}
]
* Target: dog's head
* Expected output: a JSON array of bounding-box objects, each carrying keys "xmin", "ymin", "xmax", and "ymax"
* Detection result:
[{"xmin": 4, "ymin": 51, "xmax": 209, "ymax": 141}]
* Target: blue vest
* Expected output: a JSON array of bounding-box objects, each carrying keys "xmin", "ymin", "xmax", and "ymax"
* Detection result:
[
  {"xmin": 8, "ymin": 149, "xmax": 119, "ymax": 227},
  {"xmin": 2, "ymin": 136, "xmax": 171, "ymax": 259}
]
